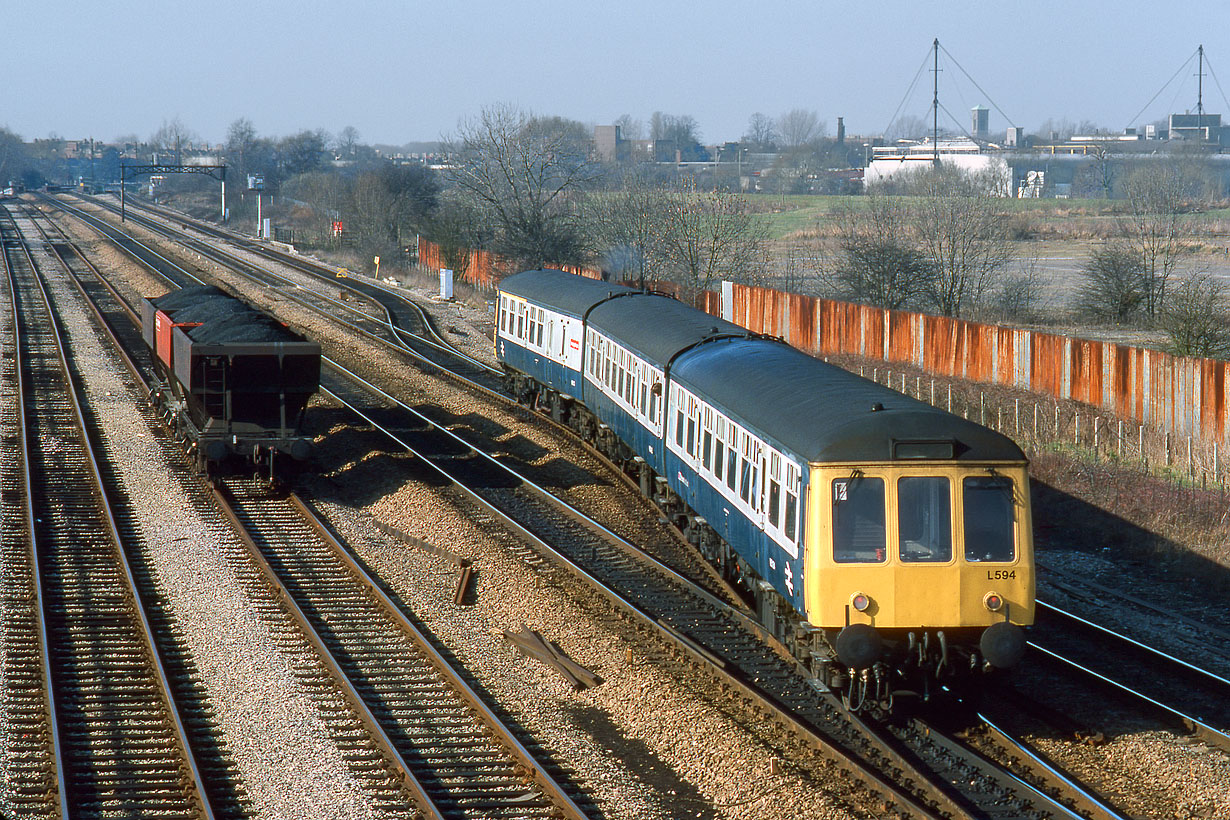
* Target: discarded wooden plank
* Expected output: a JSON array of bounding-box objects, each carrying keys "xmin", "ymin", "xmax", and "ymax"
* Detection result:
[
  {"xmin": 453, "ymin": 562, "xmax": 474, "ymax": 606},
  {"xmin": 502, "ymin": 626, "xmax": 601, "ymax": 690},
  {"xmin": 375, "ymin": 520, "xmax": 469, "ymax": 566}
]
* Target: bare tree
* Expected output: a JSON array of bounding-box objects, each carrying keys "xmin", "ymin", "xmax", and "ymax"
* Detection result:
[
  {"xmin": 777, "ymin": 108, "xmax": 825, "ymax": 148},
  {"xmin": 743, "ymin": 112, "xmax": 778, "ymax": 149},
  {"xmin": 336, "ymin": 125, "xmax": 362, "ymax": 157},
  {"xmin": 446, "ymin": 103, "xmax": 602, "ymax": 272},
  {"xmin": 1158, "ymin": 271, "xmax": 1230, "ymax": 358},
  {"xmin": 614, "ymin": 114, "xmax": 643, "ymax": 141},
  {"xmin": 901, "ymin": 165, "xmax": 1013, "ymax": 317},
  {"xmin": 0, "ymin": 127, "xmax": 27, "ymax": 185},
  {"xmin": 1118, "ymin": 160, "xmax": 1200, "ymax": 316},
  {"xmin": 151, "ymin": 117, "xmax": 198, "ymax": 164},
  {"xmin": 427, "ymin": 191, "xmax": 491, "ymax": 282},
  {"xmin": 587, "ymin": 171, "xmax": 673, "ymax": 288},
  {"xmin": 831, "ymin": 195, "xmax": 934, "ymax": 310},
  {"xmin": 1073, "ymin": 243, "xmax": 1147, "ymax": 322},
  {"xmin": 887, "ymin": 114, "xmax": 931, "ymax": 141},
  {"xmin": 658, "ymin": 181, "xmax": 768, "ymax": 298}
]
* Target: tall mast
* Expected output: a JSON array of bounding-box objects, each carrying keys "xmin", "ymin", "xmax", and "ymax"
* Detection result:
[
  {"xmin": 933, "ymin": 38, "xmax": 940, "ymax": 165},
  {"xmin": 1197, "ymin": 44, "xmax": 1205, "ymax": 129}
]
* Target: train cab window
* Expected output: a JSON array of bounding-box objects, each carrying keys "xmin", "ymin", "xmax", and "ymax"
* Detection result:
[
  {"xmin": 963, "ymin": 476, "xmax": 1016, "ymax": 562},
  {"xmin": 833, "ymin": 477, "xmax": 886, "ymax": 563},
  {"xmin": 898, "ymin": 477, "xmax": 952, "ymax": 562}
]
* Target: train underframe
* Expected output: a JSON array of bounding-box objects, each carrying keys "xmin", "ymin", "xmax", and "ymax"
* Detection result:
[
  {"xmin": 508, "ymin": 370, "xmax": 1010, "ymax": 714},
  {"xmin": 149, "ymin": 380, "xmax": 313, "ymax": 481}
]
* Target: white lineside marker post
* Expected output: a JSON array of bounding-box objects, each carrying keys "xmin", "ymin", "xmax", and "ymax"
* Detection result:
[{"xmin": 440, "ymin": 268, "xmax": 454, "ymax": 300}]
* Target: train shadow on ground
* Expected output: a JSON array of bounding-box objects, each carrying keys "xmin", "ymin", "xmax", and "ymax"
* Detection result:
[
  {"xmin": 561, "ymin": 702, "xmax": 721, "ymax": 820},
  {"xmin": 1030, "ymin": 478, "xmax": 1230, "ymax": 592}
]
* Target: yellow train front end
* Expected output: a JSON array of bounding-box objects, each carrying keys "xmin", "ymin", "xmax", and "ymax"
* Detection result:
[{"xmin": 804, "ymin": 460, "xmax": 1034, "ymax": 707}]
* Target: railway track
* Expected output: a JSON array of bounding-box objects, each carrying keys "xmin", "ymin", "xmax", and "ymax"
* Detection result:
[
  {"xmin": 2, "ymin": 207, "xmax": 216, "ymax": 818},
  {"xmin": 322, "ymin": 361, "xmax": 1119, "ymax": 820},
  {"xmin": 38, "ymin": 193, "xmax": 1163, "ymax": 819},
  {"xmin": 21, "ymin": 201, "xmax": 593, "ymax": 820}
]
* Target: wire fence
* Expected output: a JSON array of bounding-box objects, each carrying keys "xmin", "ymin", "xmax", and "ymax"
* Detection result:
[{"xmin": 851, "ymin": 361, "xmax": 1228, "ymax": 491}]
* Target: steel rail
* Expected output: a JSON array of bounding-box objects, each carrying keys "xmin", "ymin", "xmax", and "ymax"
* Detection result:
[
  {"xmin": 59, "ymin": 193, "xmax": 499, "ymax": 376},
  {"xmin": 2, "ymin": 209, "xmax": 69, "ymax": 820},
  {"xmin": 5, "ymin": 206, "xmax": 216, "ymax": 818},
  {"xmin": 31, "ymin": 201, "xmax": 590, "ymax": 820},
  {"xmin": 319, "ymin": 376, "xmax": 949, "ymax": 820},
  {"xmin": 975, "ymin": 714, "xmax": 1130, "ymax": 820},
  {"xmin": 1026, "ymin": 642, "xmax": 1230, "ymax": 749},
  {"xmin": 109, "ymin": 193, "xmax": 496, "ymax": 372}
]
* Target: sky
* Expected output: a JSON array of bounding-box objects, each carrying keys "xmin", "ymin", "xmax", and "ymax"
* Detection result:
[{"xmin": 2, "ymin": 1, "xmax": 1225, "ymax": 147}]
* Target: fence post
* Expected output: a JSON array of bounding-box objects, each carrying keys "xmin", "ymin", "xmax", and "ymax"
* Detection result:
[
  {"xmin": 1094, "ymin": 417, "xmax": 1100, "ymax": 454},
  {"xmin": 873, "ymin": 367, "xmax": 878, "ymax": 383},
  {"xmin": 980, "ymin": 393, "xmax": 985, "ymax": 425},
  {"xmin": 930, "ymin": 379, "xmax": 935, "ymax": 405},
  {"xmin": 947, "ymin": 384, "xmax": 952, "ymax": 412},
  {"xmin": 1054, "ymin": 405, "xmax": 1060, "ymax": 437}
]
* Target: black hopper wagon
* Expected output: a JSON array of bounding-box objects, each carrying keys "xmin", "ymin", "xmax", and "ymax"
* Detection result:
[{"xmin": 141, "ymin": 285, "xmax": 321, "ymax": 476}]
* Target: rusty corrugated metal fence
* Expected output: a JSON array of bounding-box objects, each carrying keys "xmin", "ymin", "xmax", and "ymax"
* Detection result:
[
  {"xmin": 417, "ymin": 238, "xmax": 601, "ymax": 289},
  {"xmin": 700, "ymin": 284, "xmax": 1230, "ymax": 447}
]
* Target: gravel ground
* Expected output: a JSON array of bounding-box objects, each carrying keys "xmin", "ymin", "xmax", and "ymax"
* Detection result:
[
  {"xmin": 48, "ymin": 194, "xmax": 1230, "ymax": 818},
  {"xmin": 66, "ymin": 197, "xmax": 871, "ymax": 817},
  {"xmin": 6, "ymin": 211, "xmax": 398, "ymax": 820}
]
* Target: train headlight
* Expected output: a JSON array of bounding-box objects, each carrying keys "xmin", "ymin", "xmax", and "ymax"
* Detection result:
[
  {"xmin": 983, "ymin": 592, "xmax": 1004, "ymax": 612},
  {"xmin": 850, "ymin": 592, "xmax": 872, "ymax": 612}
]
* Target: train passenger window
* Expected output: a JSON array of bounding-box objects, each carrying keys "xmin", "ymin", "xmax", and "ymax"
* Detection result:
[
  {"xmin": 714, "ymin": 440, "xmax": 724, "ymax": 481},
  {"xmin": 963, "ymin": 477, "xmax": 1016, "ymax": 562},
  {"xmin": 898, "ymin": 477, "xmax": 952, "ymax": 562},
  {"xmin": 785, "ymin": 490, "xmax": 798, "ymax": 543},
  {"xmin": 686, "ymin": 416, "xmax": 696, "ymax": 457},
  {"xmin": 703, "ymin": 430, "xmax": 713, "ymax": 472},
  {"xmin": 726, "ymin": 448, "xmax": 738, "ymax": 491},
  {"xmin": 739, "ymin": 458, "xmax": 752, "ymax": 504},
  {"xmin": 517, "ymin": 306, "xmax": 525, "ymax": 339},
  {"xmin": 768, "ymin": 478, "xmax": 781, "ymax": 527},
  {"xmin": 833, "ymin": 477, "xmax": 886, "ymax": 563},
  {"xmin": 625, "ymin": 370, "xmax": 634, "ymax": 404}
]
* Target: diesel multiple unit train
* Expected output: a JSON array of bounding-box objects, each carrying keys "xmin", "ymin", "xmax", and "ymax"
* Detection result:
[
  {"xmin": 496, "ymin": 269, "xmax": 1035, "ymax": 709},
  {"xmin": 141, "ymin": 285, "xmax": 321, "ymax": 475}
]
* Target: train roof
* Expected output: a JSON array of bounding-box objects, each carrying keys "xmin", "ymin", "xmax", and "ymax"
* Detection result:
[
  {"xmin": 586, "ymin": 292, "xmax": 749, "ymax": 365},
  {"xmin": 499, "ymin": 269, "xmax": 634, "ymax": 318},
  {"xmin": 671, "ymin": 338, "xmax": 1025, "ymax": 464}
]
